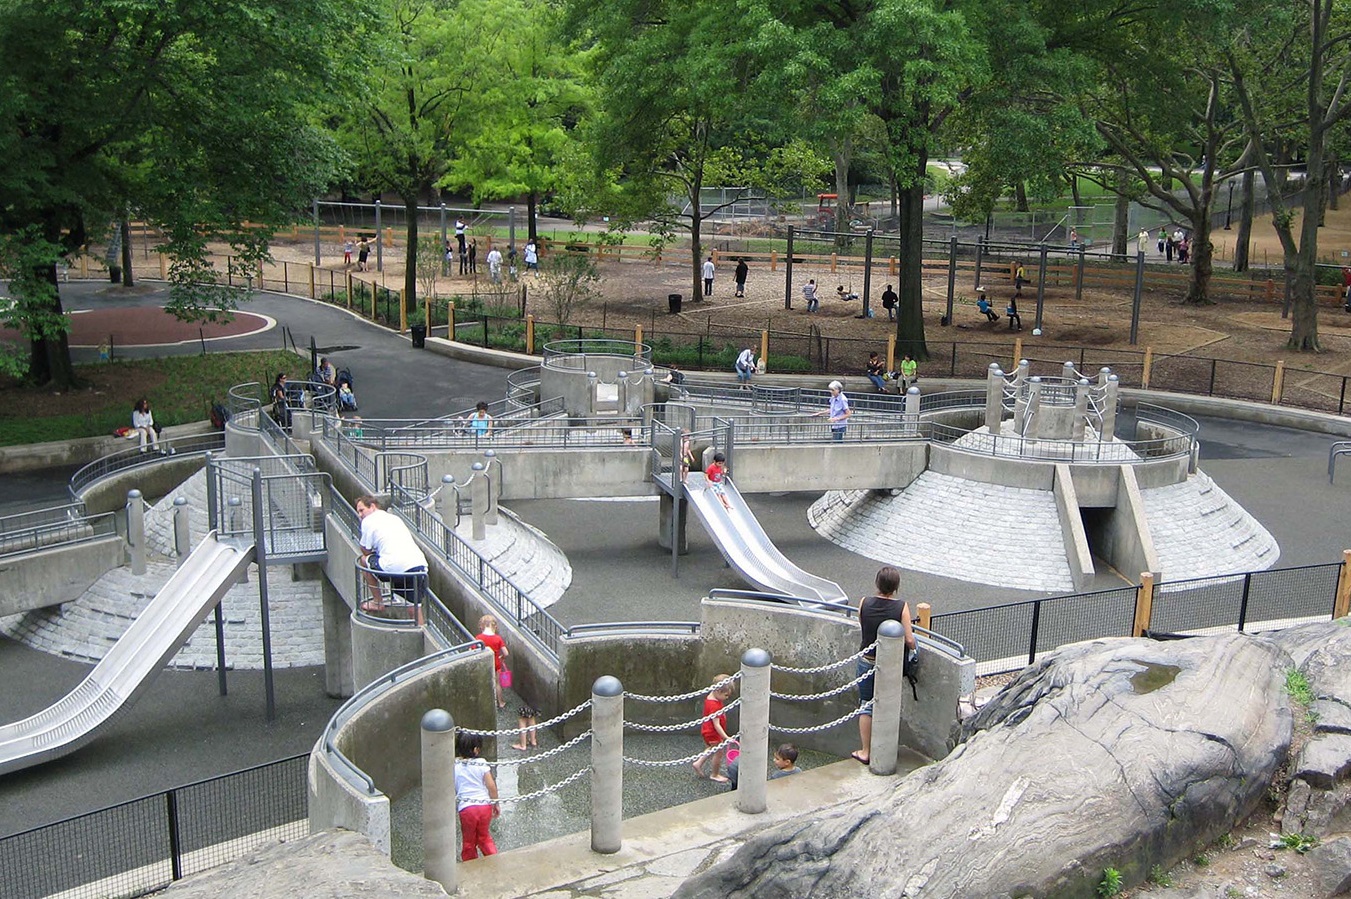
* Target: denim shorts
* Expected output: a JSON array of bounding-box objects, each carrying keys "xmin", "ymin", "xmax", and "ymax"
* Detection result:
[{"xmin": 856, "ymin": 657, "xmax": 877, "ymax": 707}]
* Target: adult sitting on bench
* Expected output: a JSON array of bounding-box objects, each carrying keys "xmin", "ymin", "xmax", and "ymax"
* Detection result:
[{"xmin": 356, "ymin": 495, "xmax": 428, "ymax": 616}]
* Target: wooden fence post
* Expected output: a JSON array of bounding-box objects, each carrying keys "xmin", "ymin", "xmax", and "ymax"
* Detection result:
[
  {"xmin": 886, "ymin": 332, "xmax": 896, "ymax": 373},
  {"xmin": 890, "ymin": 256, "xmax": 898, "ymax": 277},
  {"xmin": 159, "ymin": 252, "xmax": 167, "ymax": 280},
  {"xmin": 345, "ymin": 272, "xmax": 352, "ymax": 309},
  {"xmin": 1142, "ymin": 347, "xmax": 1153, "ymax": 389},
  {"xmin": 1012, "ymin": 337, "xmax": 1023, "ymax": 371},
  {"xmin": 635, "ymin": 324, "xmax": 643, "ymax": 357},
  {"xmin": 1335, "ymin": 549, "xmax": 1351, "ymax": 619},
  {"xmin": 1271, "ymin": 360, "xmax": 1285, "ymax": 404},
  {"xmin": 1133, "ymin": 572, "xmax": 1155, "ymax": 637},
  {"xmin": 399, "ymin": 288, "xmax": 408, "ymax": 331},
  {"xmin": 447, "ymin": 302, "xmax": 456, "ymax": 341},
  {"xmin": 526, "ymin": 314, "xmax": 535, "ymax": 355},
  {"xmin": 770, "ymin": 250, "xmax": 778, "ymax": 272},
  {"xmin": 916, "ymin": 602, "xmax": 931, "ymax": 631},
  {"xmin": 830, "ymin": 252, "xmax": 838, "ymax": 273},
  {"xmin": 760, "ymin": 329, "xmax": 769, "ymax": 370}
]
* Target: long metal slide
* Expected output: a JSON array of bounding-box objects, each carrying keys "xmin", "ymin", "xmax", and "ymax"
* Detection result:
[{"xmin": 0, "ymin": 534, "xmax": 254, "ymax": 776}]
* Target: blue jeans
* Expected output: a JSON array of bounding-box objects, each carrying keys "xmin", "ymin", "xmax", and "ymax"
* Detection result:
[
  {"xmin": 868, "ymin": 374, "xmax": 886, "ymax": 391},
  {"xmin": 857, "ymin": 657, "xmax": 877, "ymax": 708},
  {"xmin": 832, "ymin": 428, "xmax": 845, "ymax": 442}
]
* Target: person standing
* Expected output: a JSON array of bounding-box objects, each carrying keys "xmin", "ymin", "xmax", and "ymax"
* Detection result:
[
  {"xmin": 475, "ymin": 614, "xmax": 510, "ymax": 709},
  {"xmin": 455, "ymin": 218, "xmax": 468, "ymax": 274},
  {"xmin": 734, "ymin": 258, "xmax": 749, "ymax": 297},
  {"xmin": 702, "ymin": 255, "xmax": 715, "ymax": 297},
  {"xmin": 454, "ymin": 733, "xmax": 500, "ymax": 860},
  {"xmin": 468, "ymin": 401, "xmax": 493, "ymax": 438},
  {"xmin": 1157, "ymin": 227, "xmax": 1167, "ymax": 255},
  {"xmin": 735, "ymin": 347, "xmax": 756, "ymax": 388},
  {"xmin": 816, "ymin": 380, "xmax": 851, "ymax": 441},
  {"xmin": 899, "ymin": 354, "xmax": 918, "ymax": 392},
  {"xmin": 468, "ymin": 239, "xmax": 478, "ymax": 274},
  {"xmin": 1014, "ymin": 263, "xmax": 1027, "ymax": 296},
  {"xmin": 524, "ymin": 240, "xmax": 539, "ymax": 276},
  {"xmin": 802, "ymin": 278, "xmax": 819, "ymax": 313},
  {"xmin": 1342, "ymin": 266, "xmax": 1351, "ymax": 310},
  {"xmin": 343, "ymin": 238, "xmax": 354, "ymax": 268},
  {"xmin": 487, "ymin": 246, "xmax": 503, "ymax": 283},
  {"xmin": 356, "ymin": 495, "xmax": 429, "ymax": 614},
  {"xmin": 881, "ymin": 284, "xmax": 898, "ymax": 321},
  {"xmin": 357, "ymin": 236, "xmax": 372, "ymax": 272},
  {"xmin": 1068, "ymin": 228, "xmax": 1079, "ymax": 249},
  {"xmin": 851, "ymin": 566, "xmax": 916, "ymax": 766},
  {"xmin": 866, "ymin": 352, "xmax": 887, "ymax": 393},
  {"xmin": 692, "ymin": 675, "xmax": 735, "ymax": 784},
  {"xmin": 1136, "ymin": 228, "xmax": 1150, "ymax": 256}
]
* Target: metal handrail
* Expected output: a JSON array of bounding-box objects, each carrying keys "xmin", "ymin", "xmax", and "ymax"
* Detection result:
[
  {"xmin": 1331, "ymin": 441, "xmax": 1351, "ymax": 483},
  {"xmin": 69, "ymin": 432, "xmax": 226, "ymax": 500},
  {"xmin": 0, "ymin": 511, "xmax": 119, "ymax": 561}
]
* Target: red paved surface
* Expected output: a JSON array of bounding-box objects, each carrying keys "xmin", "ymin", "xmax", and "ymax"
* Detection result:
[{"xmin": 0, "ymin": 307, "xmax": 272, "ymax": 347}]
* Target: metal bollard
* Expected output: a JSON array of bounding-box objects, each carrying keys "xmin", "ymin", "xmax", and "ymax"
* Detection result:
[
  {"xmin": 470, "ymin": 462, "xmax": 487, "ymax": 541},
  {"xmin": 421, "ymin": 709, "xmax": 457, "ymax": 892},
  {"xmin": 869, "ymin": 619, "xmax": 907, "ymax": 776},
  {"xmin": 590, "ymin": 675, "xmax": 624, "ymax": 853},
  {"xmin": 172, "ymin": 497, "xmax": 190, "ymax": 566},
  {"xmin": 437, "ymin": 474, "xmax": 457, "ymax": 523},
  {"xmin": 616, "ymin": 370, "xmax": 629, "ymax": 417},
  {"xmin": 736, "ymin": 648, "xmax": 771, "ymax": 814},
  {"xmin": 127, "ymin": 490, "xmax": 146, "ymax": 575}
]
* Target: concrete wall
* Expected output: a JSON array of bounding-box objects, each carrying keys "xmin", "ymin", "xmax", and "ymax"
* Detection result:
[
  {"xmin": 557, "ymin": 632, "xmax": 702, "ymax": 738},
  {"xmin": 1083, "ymin": 465, "xmax": 1161, "ymax": 584},
  {"xmin": 1053, "ymin": 465, "xmax": 1094, "ymax": 591},
  {"xmin": 0, "ymin": 536, "xmax": 126, "ymax": 615},
  {"xmin": 929, "ymin": 444, "xmax": 1057, "ymax": 489},
  {"xmin": 424, "ymin": 447, "xmax": 657, "ymax": 500},
  {"xmin": 0, "ymin": 421, "xmax": 214, "ymax": 476},
  {"xmin": 308, "ymin": 749, "xmax": 391, "ymax": 855},
  {"xmin": 730, "ymin": 443, "xmax": 928, "ymax": 493},
  {"xmin": 79, "ymin": 457, "xmax": 208, "ymax": 515},
  {"xmin": 351, "ymin": 617, "xmax": 429, "ymax": 692}
]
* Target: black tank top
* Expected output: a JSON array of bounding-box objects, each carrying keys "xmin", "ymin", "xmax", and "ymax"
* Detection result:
[{"xmin": 859, "ymin": 595, "xmax": 905, "ymax": 655}]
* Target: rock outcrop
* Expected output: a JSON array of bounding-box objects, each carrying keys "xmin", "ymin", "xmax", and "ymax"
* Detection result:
[{"xmin": 672, "ymin": 635, "xmax": 1292, "ymax": 899}]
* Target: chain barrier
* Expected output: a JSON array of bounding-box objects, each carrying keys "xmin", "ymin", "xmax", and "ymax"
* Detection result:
[
  {"xmin": 770, "ymin": 643, "xmax": 875, "ymax": 676},
  {"xmin": 622, "ymin": 734, "xmax": 740, "ymax": 769},
  {"xmin": 490, "ymin": 729, "xmax": 592, "ymax": 769},
  {"xmin": 771, "ymin": 667, "xmax": 872, "ymax": 702},
  {"xmin": 459, "ymin": 698, "xmax": 592, "ymax": 737},
  {"xmin": 770, "ymin": 702, "xmax": 870, "ymax": 736},
  {"xmin": 625, "ymin": 673, "xmax": 740, "ymax": 704},
  {"xmin": 497, "ymin": 765, "xmax": 592, "ymax": 804},
  {"xmin": 623, "ymin": 698, "xmax": 742, "ymax": 733}
]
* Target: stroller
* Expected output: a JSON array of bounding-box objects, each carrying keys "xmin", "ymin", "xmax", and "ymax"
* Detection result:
[{"xmin": 336, "ymin": 367, "xmax": 359, "ymax": 412}]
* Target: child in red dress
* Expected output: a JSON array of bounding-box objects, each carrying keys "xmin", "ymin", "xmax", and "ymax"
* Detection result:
[
  {"xmin": 693, "ymin": 674, "xmax": 736, "ymax": 783},
  {"xmin": 476, "ymin": 614, "xmax": 510, "ymax": 709}
]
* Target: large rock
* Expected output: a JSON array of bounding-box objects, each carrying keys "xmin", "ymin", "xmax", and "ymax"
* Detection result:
[
  {"xmin": 157, "ymin": 829, "xmax": 447, "ymax": 898},
  {"xmin": 672, "ymin": 635, "xmax": 1291, "ymax": 899}
]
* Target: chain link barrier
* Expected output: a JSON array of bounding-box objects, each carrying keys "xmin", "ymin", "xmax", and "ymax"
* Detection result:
[
  {"xmin": 497, "ymin": 765, "xmax": 592, "ymax": 804},
  {"xmin": 623, "ymin": 698, "xmax": 742, "ymax": 733},
  {"xmin": 770, "ymin": 667, "xmax": 873, "ymax": 702},
  {"xmin": 622, "ymin": 734, "xmax": 740, "ymax": 769},
  {"xmin": 770, "ymin": 702, "xmax": 870, "ymax": 735},
  {"xmin": 770, "ymin": 643, "xmax": 875, "ymax": 676},
  {"xmin": 625, "ymin": 673, "xmax": 739, "ymax": 704},
  {"xmin": 459, "ymin": 698, "xmax": 592, "ymax": 738},
  {"xmin": 489, "ymin": 729, "xmax": 592, "ymax": 769}
]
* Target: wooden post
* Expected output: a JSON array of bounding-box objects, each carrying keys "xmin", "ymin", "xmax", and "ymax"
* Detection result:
[
  {"xmin": 635, "ymin": 324, "xmax": 643, "ymax": 356},
  {"xmin": 384, "ymin": 226, "xmax": 393, "ymax": 248},
  {"xmin": 308, "ymin": 263, "xmax": 316, "ymax": 299},
  {"xmin": 887, "ymin": 332, "xmax": 897, "ymax": 373},
  {"xmin": 447, "ymin": 302, "xmax": 456, "ymax": 340},
  {"xmin": 759, "ymin": 329, "xmax": 769, "ymax": 370},
  {"xmin": 1012, "ymin": 337, "xmax": 1023, "ymax": 371},
  {"xmin": 916, "ymin": 602, "xmax": 931, "ymax": 631},
  {"xmin": 770, "ymin": 250, "xmax": 778, "ymax": 272},
  {"xmin": 526, "ymin": 314, "xmax": 535, "ymax": 354},
  {"xmin": 830, "ymin": 252, "xmax": 838, "ymax": 273},
  {"xmin": 399, "ymin": 288, "xmax": 408, "ymax": 331},
  {"xmin": 425, "ymin": 290, "xmax": 432, "ymax": 335},
  {"xmin": 345, "ymin": 272, "xmax": 352, "ymax": 309},
  {"xmin": 1142, "ymin": 346, "xmax": 1154, "ymax": 389},
  {"xmin": 1334, "ymin": 549, "xmax": 1351, "ymax": 619},
  {"xmin": 1265, "ymin": 279, "xmax": 1276, "ymax": 301},
  {"xmin": 159, "ymin": 252, "xmax": 167, "ymax": 280},
  {"xmin": 370, "ymin": 281, "xmax": 376, "ymax": 319},
  {"xmin": 339, "ymin": 225, "xmax": 346, "ymax": 245},
  {"xmin": 890, "ymin": 256, "xmax": 897, "ymax": 276},
  {"xmin": 1133, "ymin": 571, "xmax": 1155, "ymax": 637},
  {"xmin": 79, "ymin": 254, "xmax": 88, "ymax": 278},
  {"xmin": 1271, "ymin": 359, "xmax": 1285, "ymax": 404}
]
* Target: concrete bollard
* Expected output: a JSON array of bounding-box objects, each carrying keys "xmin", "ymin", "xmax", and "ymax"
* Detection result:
[
  {"xmin": 587, "ymin": 371, "xmax": 598, "ymax": 416},
  {"xmin": 904, "ymin": 386, "xmax": 921, "ymax": 436},
  {"xmin": 1072, "ymin": 379, "xmax": 1090, "ymax": 441},
  {"xmin": 127, "ymin": 490, "xmax": 147, "ymax": 575},
  {"xmin": 1101, "ymin": 374, "xmax": 1119, "ymax": 441},
  {"xmin": 985, "ymin": 363, "xmax": 1004, "ymax": 435},
  {"xmin": 470, "ymin": 462, "xmax": 487, "ymax": 541},
  {"xmin": 590, "ymin": 675, "xmax": 624, "ymax": 853},
  {"xmin": 616, "ymin": 370, "xmax": 629, "ymax": 418},
  {"xmin": 172, "ymin": 497, "xmax": 190, "ymax": 566},
  {"xmin": 483, "ymin": 450, "xmax": 499, "ymax": 526},
  {"xmin": 736, "ymin": 648, "xmax": 771, "ymax": 815},
  {"xmin": 869, "ymin": 619, "xmax": 907, "ymax": 776},
  {"xmin": 421, "ymin": 709, "xmax": 457, "ymax": 892},
  {"xmin": 437, "ymin": 475, "xmax": 457, "ymax": 523}
]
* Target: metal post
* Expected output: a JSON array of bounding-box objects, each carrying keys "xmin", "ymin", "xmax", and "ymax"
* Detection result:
[
  {"xmin": 483, "ymin": 450, "xmax": 499, "ymax": 526},
  {"xmin": 1129, "ymin": 251, "xmax": 1145, "ymax": 345},
  {"xmin": 1075, "ymin": 245, "xmax": 1086, "ymax": 302},
  {"xmin": 166, "ymin": 790, "xmax": 183, "ymax": 881},
  {"xmin": 421, "ymin": 709, "xmax": 457, "ymax": 892},
  {"xmin": 205, "ymin": 453, "xmax": 217, "ymax": 529},
  {"xmin": 591, "ymin": 675, "xmax": 624, "ymax": 853},
  {"xmin": 784, "ymin": 227, "xmax": 795, "ymax": 310},
  {"xmin": 616, "ymin": 371, "xmax": 630, "ymax": 421},
  {"xmin": 374, "ymin": 200, "xmax": 383, "ymax": 273},
  {"xmin": 440, "ymin": 203, "xmax": 448, "ymax": 276},
  {"xmin": 869, "ymin": 620, "xmax": 907, "ymax": 776},
  {"xmin": 127, "ymin": 490, "xmax": 146, "ymax": 576},
  {"xmin": 251, "ymin": 469, "xmax": 276, "ymax": 721},
  {"xmin": 736, "ymin": 648, "xmax": 771, "ymax": 814},
  {"xmin": 944, "ymin": 236, "xmax": 958, "ymax": 327},
  {"xmin": 974, "ymin": 236, "xmax": 984, "ymax": 289},
  {"xmin": 1028, "ymin": 599, "xmax": 1042, "ymax": 665},
  {"xmin": 1237, "ymin": 572, "xmax": 1252, "ymax": 632},
  {"xmin": 1034, "ymin": 245, "xmax": 1048, "ymax": 332},
  {"xmin": 172, "ymin": 497, "xmax": 190, "ymax": 566},
  {"xmin": 313, "ymin": 199, "xmax": 321, "ymax": 266},
  {"xmin": 861, "ymin": 230, "xmax": 874, "ymax": 319},
  {"xmin": 470, "ymin": 462, "xmax": 487, "ymax": 541},
  {"xmin": 509, "ymin": 206, "xmax": 516, "ymax": 255},
  {"xmin": 213, "ymin": 599, "xmax": 228, "ymax": 696}
]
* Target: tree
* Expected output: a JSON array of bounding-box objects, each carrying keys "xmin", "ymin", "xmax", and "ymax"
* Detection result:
[{"xmin": 0, "ymin": 0, "xmax": 346, "ymax": 386}]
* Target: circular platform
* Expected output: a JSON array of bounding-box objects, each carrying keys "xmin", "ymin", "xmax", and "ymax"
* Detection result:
[{"xmin": 0, "ymin": 305, "xmax": 274, "ymax": 348}]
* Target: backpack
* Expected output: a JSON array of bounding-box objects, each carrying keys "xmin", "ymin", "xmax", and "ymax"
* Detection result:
[
  {"xmin": 210, "ymin": 402, "xmax": 230, "ymax": 431},
  {"xmin": 903, "ymin": 648, "xmax": 920, "ymax": 701}
]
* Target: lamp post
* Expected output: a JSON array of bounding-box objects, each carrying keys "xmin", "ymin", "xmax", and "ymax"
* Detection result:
[{"xmin": 1224, "ymin": 181, "xmax": 1234, "ymax": 230}]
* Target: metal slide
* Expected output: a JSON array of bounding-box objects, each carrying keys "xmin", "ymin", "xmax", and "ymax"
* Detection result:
[
  {"xmin": 684, "ymin": 474, "xmax": 849, "ymax": 604},
  {"xmin": 0, "ymin": 533, "xmax": 254, "ymax": 776}
]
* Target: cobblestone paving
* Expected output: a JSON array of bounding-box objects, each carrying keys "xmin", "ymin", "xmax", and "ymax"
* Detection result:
[{"xmin": 1140, "ymin": 469, "xmax": 1280, "ymax": 577}]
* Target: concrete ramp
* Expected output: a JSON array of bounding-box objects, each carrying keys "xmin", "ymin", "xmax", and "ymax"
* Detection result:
[
  {"xmin": 685, "ymin": 475, "xmax": 848, "ymax": 603},
  {"xmin": 0, "ymin": 534, "xmax": 254, "ymax": 776}
]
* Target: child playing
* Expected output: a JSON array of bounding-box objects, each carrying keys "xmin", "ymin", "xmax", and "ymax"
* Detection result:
[
  {"xmin": 454, "ymin": 732, "xmax": 499, "ymax": 860},
  {"xmin": 693, "ymin": 674, "xmax": 736, "ymax": 783},
  {"xmin": 679, "ymin": 429, "xmax": 694, "ymax": 484},
  {"xmin": 704, "ymin": 452, "xmax": 732, "ymax": 511},
  {"xmin": 476, "ymin": 615, "xmax": 510, "ymax": 709},
  {"xmin": 726, "ymin": 742, "xmax": 801, "ymax": 788},
  {"xmin": 510, "ymin": 703, "xmax": 539, "ymax": 752}
]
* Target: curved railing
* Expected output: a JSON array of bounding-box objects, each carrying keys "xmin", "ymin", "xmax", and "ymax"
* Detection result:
[
  {"xmin": 227, "ymin": 382, "xmax": 265, "ymax": 429},
  {"xmin": 69, "ymin": 432, "xmax": 226, "ymax": 500},
  {"xmin": 541, "ymin": 338, "xmax": 653, "ymax": 371}
]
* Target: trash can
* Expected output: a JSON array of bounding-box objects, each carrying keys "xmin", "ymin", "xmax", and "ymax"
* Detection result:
[{"xmin": 668, "ymin": 293, "xmax": 682, "ymax": 314}]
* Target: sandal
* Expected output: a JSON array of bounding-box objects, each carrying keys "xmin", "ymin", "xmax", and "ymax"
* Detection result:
[{"xmin": 850, "ymin": 751, "xmax": 869, "ymax": 765}]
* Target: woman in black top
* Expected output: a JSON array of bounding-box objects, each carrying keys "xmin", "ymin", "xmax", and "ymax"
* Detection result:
[{"xmin": 853, "ymin": 566, "xmax": 916, "ymax": 765}]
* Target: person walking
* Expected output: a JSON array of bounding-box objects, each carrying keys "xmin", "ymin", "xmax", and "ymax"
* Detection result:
[
  {"xmin": 851, "ymin": 566, "xmax": 916, "ymax": 766},
  {"xmin": 1137, "ymin": 228, "xmax": 1150, "ymax": 256},
  {"xmin": 734, "ymin": 258, "xmax": 748, "ymax": 297},
  {"xmin": 468, "ymin": 401, "xmax": 493, "ymax": 438},
  {"xmin": 487, "ymin": 246, "xmax": 503, "ymax": 283},
  {"xmin": 524, "ymin": 240, "xmax": 539, "ymax": 276},
  {"xmin": 815, "ymin": 380, "xmax": 851, "ymax": 441},
  {"xmin": 455, "ymin": 218, "xmax": 468, "ymax": 274},
  {"xmin": 343, "ymin": 238, "xmax": 354, "ymax": 268},
  {"xmin": 802, "ymin": 278, "xmax": 819, "ymax": 313},
  {"xmin": 881, "ymin": 284, "xmax": 898, "ymax": 321},
  {"xmin": 468, "ymin": 240, "xmax": 478, "ymax": 274},
  {"xmin": 454, "ymin": 733, "xmax": 500, "ymax": 860},
  {"xmin": 475, "ymin": 614, "xmax": 510, "ymax": 709},
  {"xmin": 692, "ymin": 675, "xmax": 735, "ymax": 783},
  {"xmin": 702, "ymin": 255, "xmax": 715, "ymax": 297}
]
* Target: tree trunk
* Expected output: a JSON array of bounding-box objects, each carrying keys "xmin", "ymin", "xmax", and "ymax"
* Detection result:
[
  {"xmin": 404, "ymin": 196, "xmax": 419, "ymax": 314},
  {"xmin": 1233, "ymin": 169, "xmax": 1254, "ymax": 272},
  {"xmin": 1112, "ymin": 171, "xmax": 1130, "ymax": 258},
  {"xmin": 120, "ymin": 217, "xmax": 134, "ymax": 287},
  {"xmin": 895, "ymin": 176, "xmax": 929, "ymax": 361},
  {"xmin": 1014, "ymin": 181, "xmax": 1029, "ymax": 213},
  {"xmin": 1329, "ymin": 156, "xmax": 1341, "ymax": 211},
  {"xmin": 1069, "ymin": 173, "xmax": 1083, "ymax": 209},
  {"xmin": 889, "ymin": 171, "xmax": 899, "ymax": 225},
  {"xmin": 1184, "ymin": 214, "xmax": 1214, "ymax": 305},
  {"xmin": 527, "ymin": 190, "xmax": 539, "ymax": 242},
  {"xmin": 833, "ymin": 145, "xmax": 852, "ymax": 238},
  {"xmin": 690, "ymin": 174, "xmax": 704, "ymax": 306}
]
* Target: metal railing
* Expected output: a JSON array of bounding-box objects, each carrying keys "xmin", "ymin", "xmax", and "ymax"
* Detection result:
[
  {"xmin": 0, "ymin": 754, "xmax": 308, "ymax": 899},
  {"xmin": 68, "ymin": 432, "xmax": 226, "ymax": 500},
  {"xmin": 542, "ymin": 338, "xmax": 652, "ymax": 370},
  {"xmin": 1150, "ymin": 563, "xmax": 1343, "ymax": 635},
  {"xmin": 0, "ymin": 506, "xmax": 118, "ymax": 560},
  {"xmin": 206, "ymin": 455, "xmax": 329, "ymax": 559}
]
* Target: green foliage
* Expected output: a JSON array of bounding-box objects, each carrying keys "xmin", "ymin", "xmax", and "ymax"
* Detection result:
[
  {"xmin": 1096, "ymin": 867, "xmax": 1123, "ymax": 897},
  {"xmin": 1275, "ymin": 832, "xmax": 1319, "ymax": 854},
  {"xmin": 538, "ymin": 251, "xmax": 601, "ymax": 326},
  {"xmin": 1285, "ymin": 669, "xmax": 1315, "ymax": 706},
  {"xmin": 1148, "ymin": 864, "xmax": 1173, "ymax": 887},
  {"xmin": 1192, "ymin": 852, "xmax": 1210, "ymax": 867}
]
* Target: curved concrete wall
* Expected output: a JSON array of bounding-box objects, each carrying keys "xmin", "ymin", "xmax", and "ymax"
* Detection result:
[
  {"xmin": 351, "ymin": 616, "xmax": 429, "ymax": 691},
  {"xmin": 79, "ymin": 456, "xmax": 207, "ymax": 515}
]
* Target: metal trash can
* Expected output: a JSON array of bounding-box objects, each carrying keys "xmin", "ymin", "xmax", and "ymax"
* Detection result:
[{"xmin": 668, "ymin": 293, "xmax": 682, "ymax": 314}]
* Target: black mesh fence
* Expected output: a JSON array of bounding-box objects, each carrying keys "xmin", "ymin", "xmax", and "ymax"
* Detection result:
[
  {"xmin": 1244, "ymin": 564, "xmax": 1342, "ymax": 630},
  {"xmin": 1149, "ymin": 574, "xmax": 1247, "ymax": 635},
  {"xmin": 0, "ymin": 755, "xmax": 308, "ymax": 899},
  {"xmin": 930, "ymin": 600, "xmax": 1039, "ymax": 671},
  {"xmin": 1032, "ymin": 587, "xmax": 1139, "ymax": 656}
]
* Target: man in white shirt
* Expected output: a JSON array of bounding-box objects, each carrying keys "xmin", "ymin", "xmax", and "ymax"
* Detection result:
[
  {"xmin": 487, "ymin": 246, "xmax": 504, "ymax": 283},
  {"xmin": 702, "ymin": 256, "xmax": 715, "ymax": 297},
  {"xmin": 802, "ymin": 279, "xmax": 819, "ymax": 313},
  {"xmin": 356, "ymin": 495, "xmax": 428, "ymax": 613},
  {"xmin": 524, "ymin": 240, "xmax": 539, "ymax": 276},
  {"xmin": 735, "ymin": 347, "xmax": 756, "ymax": 388}
]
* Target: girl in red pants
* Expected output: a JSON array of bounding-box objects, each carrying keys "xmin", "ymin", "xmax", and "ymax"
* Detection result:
[{"xmin": 454, "ymin": 732, "xmax": 499, "ymax": 860}]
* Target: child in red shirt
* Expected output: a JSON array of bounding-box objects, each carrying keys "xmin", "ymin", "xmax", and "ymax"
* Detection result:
[
  {"xmin": 476, "ymin": 614, "xmax": 510, "ymax": 709},
  {"xmin": 693, "ymin": 674, "xmax": 736, "ymax": 783},
  {"xmin": 705, "ymin": 452, "xmax": 732, "ymax": 511}
]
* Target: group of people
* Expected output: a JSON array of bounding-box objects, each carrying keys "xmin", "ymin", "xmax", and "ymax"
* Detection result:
[
  {"xmin": 698, "ymin": 256, "xmax": 752, "ymax": 298},
  {"xmin": 342, "ymin": 236, "xmax": 376, "ymax": 272},
  {"xmin": 1136, "ymin": 226, "xmax": 1193, "ymax": 263},
  {"xmin": 865, "ymin": 352, "xmax": 918, "ymax": 394}
]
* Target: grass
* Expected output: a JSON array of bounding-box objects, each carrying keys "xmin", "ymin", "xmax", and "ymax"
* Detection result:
[{"xmin": 0, "ymin": 350, "xmax": 311, "ymax": 446}]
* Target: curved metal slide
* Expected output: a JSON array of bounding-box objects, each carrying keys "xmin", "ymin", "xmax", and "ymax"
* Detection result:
[
  {"xmin": 684, "ymin": 474, "xmax": 848, "ymax": 604},
  {"xmin": 0, "ymin": 533, "xmax": 254, "ymax": 776}
]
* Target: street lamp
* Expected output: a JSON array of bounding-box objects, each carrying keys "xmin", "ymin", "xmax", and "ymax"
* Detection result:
[{"xmin": 1224, "ymin": 181, "xmax": 1234, "ymax": 230}]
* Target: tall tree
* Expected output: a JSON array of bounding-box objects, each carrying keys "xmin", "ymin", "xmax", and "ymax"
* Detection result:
[{"xmin": 0, "ymin": 0, "xmax": 346, "ymax": 386}]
